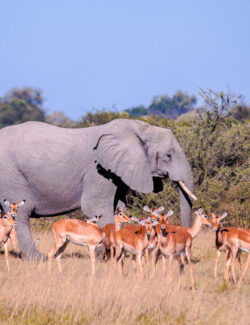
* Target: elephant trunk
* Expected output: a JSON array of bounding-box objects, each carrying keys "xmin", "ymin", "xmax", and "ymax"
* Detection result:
[
  {"xmin": 177, "ymin": 155, "xmax": 194, "ymax": 227},
  {"xmin": 15, "ymin": 218, "xmax": 46, "ymax": 260}
]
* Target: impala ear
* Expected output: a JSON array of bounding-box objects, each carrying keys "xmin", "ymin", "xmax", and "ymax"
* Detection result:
[
  {"xmin": 4, "ymin": 200, "xmax": 10, "ymax": 207},
  {"xmin": 152, "ymin": 210, "xmax": 159, "ymax": 218},
  {"xmin": 157, "ymin": 206, "xmax": 164, "ymax": 212},
  {"xmin": 146, "ymin": 217, "xmax": 152, "ymax": 223},
  {"xmin": 143, "ymin": 206, "xmax": 151, "ymax": 212},
  {"xmin": 94, "ymin": 132, "xmax": 153, "ymax": 193},
  {"xmin": 198, "ymin": 208, "xmax": 203, "ymax": 216},
  {"xmin": 139, "ymin": 220, "xmax": 146, "ymax": 226},
  {"xmin": 131, "ymin": 216, "xmax": 139, "ymax": 223},
  {"xmin": 166, "ymin": 209, "xmax": 174, "ymax": 218},
  {"xmin": 18, "ymin": 200, "xmax": 25, "ymax": 207},
  {"xmin": 220, "ymin": 212, "xmax": 227, "ymax": 221},
  {"xmin": 152, "ymin": 220, "xmax": 158, "ymax": 227}
]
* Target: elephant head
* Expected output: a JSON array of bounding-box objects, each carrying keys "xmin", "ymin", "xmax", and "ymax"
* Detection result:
[{"xmin": 94, "ymin": 119, "xmax": 196, "ymax": 227}]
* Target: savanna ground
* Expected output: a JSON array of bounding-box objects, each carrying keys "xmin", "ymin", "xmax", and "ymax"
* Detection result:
[{"xmin": 0, "ymin": 226, "xmax": 249, "ymax": 325}]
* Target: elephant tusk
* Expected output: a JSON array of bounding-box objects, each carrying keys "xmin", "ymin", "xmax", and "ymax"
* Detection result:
[{"xmin": 178, "ymin": 181, "xmax": 197, "ymax": 201}]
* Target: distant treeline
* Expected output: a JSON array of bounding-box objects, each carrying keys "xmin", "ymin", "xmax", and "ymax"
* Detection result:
[{"xmin": 0, "ymin": 87, "xmax": 249, "ymax": 226}]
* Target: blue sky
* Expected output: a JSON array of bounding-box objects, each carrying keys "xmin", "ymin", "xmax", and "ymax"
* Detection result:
[{"xmin": 1, "ymin": 0, "xmax": 249, "ymax": 120}]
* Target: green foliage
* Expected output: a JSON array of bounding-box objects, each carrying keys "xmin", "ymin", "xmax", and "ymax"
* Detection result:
[
  {"xmin": 77, "ymin": 110, "xmax": 130, "ymax": 127},
  {"xmin": 0, "ymin": 87, "xmax": 46, "ymax": 128},
  {"xmin": 148, "ymin": 91, "xmax": 197, "ymax": 119},
  {"xmin": 3, "ymin": 87, "xmax": 44, "ymax": 107},
  {"xmin": 124, "ymin": 91, "xmax": 197, "ymax": 119},
  {"xmin": 46, "ymin": 111, "xmax": 74, "ymax": 127},
  {"xmin": 125, "ymin": 105, "xmax": 148, "ymax": 117},
  {"xmin": 232, "ymin": 105, "xmax": 250, "ymax": 122}
]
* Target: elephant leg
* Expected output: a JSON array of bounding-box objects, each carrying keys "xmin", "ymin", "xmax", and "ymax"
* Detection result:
[
  {"xmin": 81, "ymin": 171, "xmax": 117, "ymax": 228},
  {"xmin": 15, "ymin": 210, "xmax": 45, "ymax": 260}
]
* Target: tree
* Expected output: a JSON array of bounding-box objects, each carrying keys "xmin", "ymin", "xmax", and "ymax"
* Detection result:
[
  {"xmin": 3, "ymin": 87, "xmax": 44, "ymax": 107},
  {"xmin": 46, "ymin": 111, "xmax": 74, "ymax": 127},
  {"xmin": 0, "ymin": 87, "xmax": 46, "ymax": 128},
  {"xmin": 77, "ymin": 110, "xmax": 130, "ymax": 127},
  {"xmin": 125, "ymin": 105, "xmax": 148, "ymax": 117},
  {"xmin": 148, "ymin": 91, "xmax": 196, "ymax": 119}
]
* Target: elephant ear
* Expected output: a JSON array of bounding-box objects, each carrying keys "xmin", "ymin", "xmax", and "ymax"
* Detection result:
[{"xmin": 94, "ymin": 132, "xmax": 153, "ymax": 193}]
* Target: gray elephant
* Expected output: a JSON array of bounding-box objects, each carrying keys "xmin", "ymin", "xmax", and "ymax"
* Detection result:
[{"xmin": 0, "ymin": 119, "xmax": 196, "ymax": 259}]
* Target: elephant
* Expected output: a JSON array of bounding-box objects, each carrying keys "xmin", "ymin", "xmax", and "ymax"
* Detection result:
[{"xmin": 0, "ymin": 118, "xmax": 196, "ymax": 259}]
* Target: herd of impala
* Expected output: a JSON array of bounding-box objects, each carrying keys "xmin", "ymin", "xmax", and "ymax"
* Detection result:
[{"xmin": 0, "ymin": 200, "xmax": 249, "ymax": 290}]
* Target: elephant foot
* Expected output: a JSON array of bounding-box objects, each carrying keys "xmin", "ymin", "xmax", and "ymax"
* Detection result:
[
  {"xmin": 20, "ymin": 247, "xmax": 47, "ymax": 262},
  {"xmin": 95, "ymin": 245, "xmax": 105, "ymax": 261}
]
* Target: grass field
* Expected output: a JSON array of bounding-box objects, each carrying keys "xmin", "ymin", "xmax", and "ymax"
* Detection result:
[{"xmin": 0, "ymin": 228, "xmax": 249, "ymax": 325}]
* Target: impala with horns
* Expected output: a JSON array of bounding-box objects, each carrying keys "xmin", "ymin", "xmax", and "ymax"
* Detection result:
[{"xmin": 153, "ymin": 214, "xmax": 195, "ymax": 291}]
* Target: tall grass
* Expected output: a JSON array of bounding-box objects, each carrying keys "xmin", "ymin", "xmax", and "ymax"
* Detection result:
[{"xmin": 0, "ymin": 230, "xmax": 249, "ymax": 324}]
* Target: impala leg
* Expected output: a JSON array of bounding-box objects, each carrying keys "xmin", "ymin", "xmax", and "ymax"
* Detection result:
[
  {"xmin": 151, "ymin": 247, "xmax": 158, "ymax": 277},
  {"xmin": 136, "ymin": 253, "xmax": 143, "ymax": 277},
  {"xmin": 180, "ymin": 253, "xmax": 185, "ymax": 265},
  {"xmin": 132, "ymin": 255, "xmax": 137, "ymax": 272},
  {"xmin": 116, "ymin": 245, "xmax": 124, "ymax": 276},
  {"xmin": 89, "ymin": 245, "xmax": 96, "ymax": 275},
  {"xmin": 224, "ymin": 249, "xmax": 231, "ymax": 281},
  {"xmin": 214, "ymin": 250, "xmax": 220, "ymax": 279},
  {"xmin": 163, "ymin": 255, "xmax": 167, "ymax": 274},
  {"xmin": 226, "ymin": 246, "xmax": 238, "ymax": 283},
  {"xmin": 55, "ymin": 240, "xmax": 69, "ymax": 273},
  {"xmin": 4, "ymin": 242, "xmax": 10, "ymax": 271},
  {"xmin": 186, "ymin": 248, "xmax": 195, "ymax": 292},
  {"xmin": 168, "ymin": 255, "xmax": 173, "ymax": 284},
  {"xmin": 48, "ymin": 237, "xmax": 68, "ymax": 273},
  {"xmin": 144, "ymin": 249, "xmax": 149, "ymax": 276},
  {"xmin": 176, "ymin": 256, "xmax": 184, "ymax": 291},
  {"xmin": 238, "ymin": 254, "xmax": 250, "ymax": 285},
  {"xmin": 237, "ymin": 251, "xmax": 241, "ymax": 278},
  {"xmin": 10, "ymin": 229, "xmax": 18, "ymax": 251},
  {"xmin": 110, "ymin": 246, "xmax": 116, "ymax": 263},
  {"xmin": 103, "ymin": 243, "xmax": 108, "ymax": 262}
]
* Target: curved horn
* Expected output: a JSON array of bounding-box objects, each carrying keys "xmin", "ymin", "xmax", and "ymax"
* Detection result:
[{"xmin": 178, "ymin": 181, "xmax": 197, "ymax": 201}]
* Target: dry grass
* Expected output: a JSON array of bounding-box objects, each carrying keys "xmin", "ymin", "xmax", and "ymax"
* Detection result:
[{"xmin": 0, "ymin": 229, "xmax": 249, "ymax": 325}]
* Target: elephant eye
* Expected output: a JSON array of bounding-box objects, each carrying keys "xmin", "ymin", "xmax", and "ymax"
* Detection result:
[{"xmin": 167, "ymin": 153, "xmax": 172, "ymax": 159}]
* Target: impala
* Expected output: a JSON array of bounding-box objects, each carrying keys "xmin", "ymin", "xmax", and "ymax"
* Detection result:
[
  {"xmin": 211, "ymin": 212, "xmax": 250, "ymax": 283},
  {"xmin": 153, "ymin": 217, "xmax": 195, "ymax": 291},
  {"xmin": 115, "ymin": 217, "xmax": 158, "ymax": 276},
  {"xmin": 3, "ymin": 200, "xmax": 25, "ymax": 252},
  {"xmin": 102, "ymin": 208, "xmax": 131, "ymax": 262},
  {"xmin": 151, "ymin": 208, "xmax": 211, "ymax": 274},
  {"xmin": 48, "ymin": 217, "xmax": 103, "ymax": 275},
  {"xmin": 0, "ymin": 200, "xmax": 25, "ymax": 270}
]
